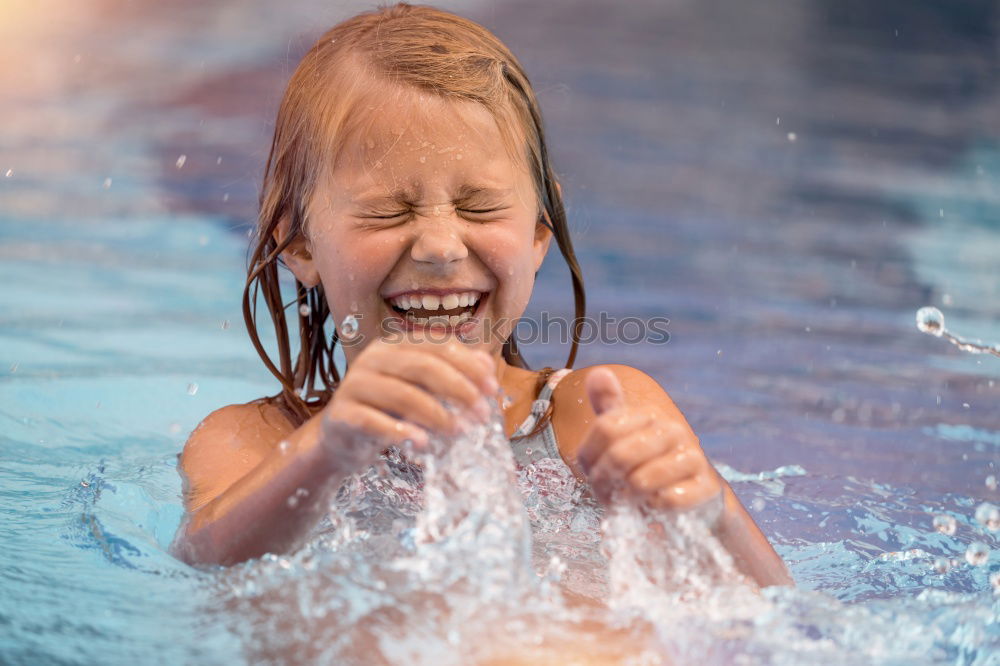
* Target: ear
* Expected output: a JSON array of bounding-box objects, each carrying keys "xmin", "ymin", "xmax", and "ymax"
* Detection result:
[
  {"xmin": 533, "ymin": 213, "xmax": 553, "ymax": 273},
  {"xmin": 274, "ymin": 218, "xmax": 321, "ymax": 288},
  {"xmin": 532, "ymin": 181, "xmax": 561, "ymax": 272}
]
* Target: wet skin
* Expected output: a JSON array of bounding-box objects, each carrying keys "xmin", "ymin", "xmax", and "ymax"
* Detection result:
[{"xmin": 173, "ymin": 86, "xmax": 792, "ymax": 589}]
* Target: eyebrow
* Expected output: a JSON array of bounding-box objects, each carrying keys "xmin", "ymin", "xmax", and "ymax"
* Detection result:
[{"xmin": 352, "ymin": 185, "xmax": 513, "ymax": 206}]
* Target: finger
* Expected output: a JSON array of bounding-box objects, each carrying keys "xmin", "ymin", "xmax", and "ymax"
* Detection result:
[
  {"xmin": 382, "ymin": 349, "xmax": 491, "ymax": 421},
  {"xmin": 585, "ymin": 367, "xmax": 625, "ymax": 415},
  {"xmin": 348, "ymin": 371, "xmax": 458, "ymax": 434},
  {"xmin": 625, "ymin": 450, "xmax": 700, "ymax": 499},
  {"xmin": 646, "ymin": 472, "xmax": 721, "ymax": 510},
  {"xmin": 576, "ymin": 410, "xmax": 656, "ymax": 474},
  {"xmin": 326, "ymin": 403, "xmax": 428, "ymax": 449},
  {"xmin": 587, "ymin": 427, "xmax": 672, "ymax": 490},
  {"xmin": 413, "ymin": 339, "xmax": 498, "ymax": 397}
]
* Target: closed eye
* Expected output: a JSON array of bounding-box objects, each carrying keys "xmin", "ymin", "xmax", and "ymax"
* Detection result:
[
  {"xmin": 458, "ymin": 207, "xmax": 507, "ymax": 217},
  {"xmin": 362, "ymin": 211, "xmax": 409, "ymax": 220}
]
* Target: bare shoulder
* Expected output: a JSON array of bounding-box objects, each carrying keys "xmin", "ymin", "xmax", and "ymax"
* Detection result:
[
  {"xmin": 179, "ymin": 399, "xmax": 296, "ymax": 512},
  {"xmin": 548, "ymin": 364, "xmax": 690, "ymax": 466}
]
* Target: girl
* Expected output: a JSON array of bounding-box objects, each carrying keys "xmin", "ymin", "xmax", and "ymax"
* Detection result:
[{"xmin": 171, "ymin": 3, "xmax": 791, "ymax": 589}]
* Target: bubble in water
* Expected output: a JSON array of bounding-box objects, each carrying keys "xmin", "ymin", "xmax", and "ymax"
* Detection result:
[
  {"xmin": 915, "ymin": 307, "xmax": 945, "ymax": 337},
  {"xmin": 175, "ymin": 154, "xmax": 187, "ymax": 169},
  {"xmin": 964, "ymin": 541, "xmax": 989, "ymax": 566},
  {"xmin": 974, "ymin": 502, "xmax": 1000, "ymax": 531},
  {"xmin": 299, "ymin": 304, "xmax": 311, "ymax": 317},
  {"xmin": 986, "ymin": 475, "xmax": 998, "ymax": 491},
  {"xmin": 340, "ymin": 314, "xmax": 359, "ymax": 340},
  {"xmin": 186, "ymin": 382, "xmax": 199, "ymax": 396},
  {"xmin": 932, "ymin": 514, "xmax": 956, "ymax": 535},
  {"xmin": 931, "ymin": 557, "xmax": 951, "ymax": 574}
]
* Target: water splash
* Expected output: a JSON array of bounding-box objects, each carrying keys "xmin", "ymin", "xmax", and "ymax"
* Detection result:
[
  {"xmin": 915, "ymin": 306, "xmax": 1000, "ymax": 357},
  {"xmin": 212, "ymin": 407, "xmax": 1000, "ymax": 664},
  {"xmin": 339, "ymin": 314, "xmax": 360, "ymax": 341}
]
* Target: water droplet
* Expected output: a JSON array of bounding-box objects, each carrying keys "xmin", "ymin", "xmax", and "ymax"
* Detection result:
[
  {"xmin": 931, "ymin": 556, "xmax": 951, "ymax": 574},
  {"xmin": 916, "ymin": 307, "xmax": 945, "ymax": 337},
  {"xmin": 299, "ymin": 304, "xmax": 311, "ymax": 317},
  {"xmin": 986, "ymin": 475, "xmax": 997, "ymax": 491},
  {"xmin": 278, "ymin": 440, "xmax": 290, "ymax": 454},
  {"xmin": 932, "ymin": 514, "xmax": 956, "ymax": 535},
  {"xmin": 974, "ymin": 502, "xmax": 1000, "ymax": 531},
  {"xmin": 4, "ymin": 169, "xmax": 12, "ymax": 178},
  {"xmin": 187, "ymin": 382, "xmax": 199, "ymax": 396},
  {"xmin": 340, "ymin": 314, "xmax": 359, "ymax": 340},
  {"xmin": 964, "ymin": 541, "xmax": 989, "ymax": 566},
  {"xmin": 80, "ymin": 480, "xmax": 90, "ymax": 488},
  {"xmin": 287, "ymin": 495, "xmax": 299, "ymax": 508},
  {"xmin": 524, "ymin": 447, "xmax": 533, "ymax": 455},
  {"xmin": 296, "ymin": 487, "xmax": 309, "ymax": 498},
  {"xmin": 175, "ymin": 155, "xmax": 187, "ymax": 169},
  {"xmin": 787, "ymin": 132, "xmax": 797, "ymax": 142}
]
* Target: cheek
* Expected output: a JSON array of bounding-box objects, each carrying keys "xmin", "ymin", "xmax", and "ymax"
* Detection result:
[
  {"xmin": 311, "ymin": 232, "xmax": 389, "ymax": 319},
  {"xmin": 479, "ymin": 226, "xmax": 538, "ymax": 300}
]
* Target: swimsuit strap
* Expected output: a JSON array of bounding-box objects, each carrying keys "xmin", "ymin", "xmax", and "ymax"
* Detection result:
[{"xmin": 510, "ymin": 368, "xmax": 572, "ymax": 438}]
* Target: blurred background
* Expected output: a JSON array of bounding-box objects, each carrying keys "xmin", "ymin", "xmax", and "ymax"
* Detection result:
[
  {"xmin": 2, "ymin": 0, "xmax": 995, "ymax": 482},
  {"xmin": 0, "ymin": 0, "xmax": 998, "ymax": 660}
]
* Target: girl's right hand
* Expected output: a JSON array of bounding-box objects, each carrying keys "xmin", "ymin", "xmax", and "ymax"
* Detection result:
[{"xmin": 320, "ymin": 338, "xmax": 498, "ymax": 471}]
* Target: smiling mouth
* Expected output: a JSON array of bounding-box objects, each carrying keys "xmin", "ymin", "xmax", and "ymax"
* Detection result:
[{"xmin": 385, "ymin": 290, "xmax": 486, "ymax": 327}]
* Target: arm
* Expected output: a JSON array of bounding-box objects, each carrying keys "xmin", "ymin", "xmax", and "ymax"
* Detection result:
[
  {"xmin": 171, "ymin": 404, "xmax": 346, "ymax": 567},
  {"xmin": 552, "ymin": 364, "xmax": 793, "ymax": 588},
  {"xmin": 171, "ymin": 338, "xmax": 497, "ymax": 568}
]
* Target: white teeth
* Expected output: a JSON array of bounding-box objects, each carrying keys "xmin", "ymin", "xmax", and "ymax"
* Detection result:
[
  {"xmin": 449, "ymin": 315, "xmax": 461, "ymax": 326},
  {"xmin": 428, "ymin": 315, "xmax": 449, "ymax": 327},
  {"xmin": 390, "ymin": 291, "xmax": 482, "ymax": 311}
]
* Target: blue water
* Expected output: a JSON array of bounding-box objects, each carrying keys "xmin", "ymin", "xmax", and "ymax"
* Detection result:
[{"xmin": 1, "ymin": 0, "xmax": 998, "ymax": 664}]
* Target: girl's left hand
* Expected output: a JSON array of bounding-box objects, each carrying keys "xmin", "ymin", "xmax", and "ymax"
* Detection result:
[{"xmin": 576, "ymin": 367, "xmax": 722, "ymax": 511}]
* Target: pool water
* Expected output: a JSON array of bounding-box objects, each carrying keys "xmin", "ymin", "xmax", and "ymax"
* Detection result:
[{"xmin": 1, "ymin": 0, "xmax": 998, "ymax": 664}]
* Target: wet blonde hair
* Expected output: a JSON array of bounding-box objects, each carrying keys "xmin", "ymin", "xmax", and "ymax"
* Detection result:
[{"xmin": 245, "ymin": 2, "xmax": 586, "ymax": 425}]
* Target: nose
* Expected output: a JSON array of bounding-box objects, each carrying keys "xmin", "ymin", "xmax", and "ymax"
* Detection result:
[{"xmin": 409, "ymin": 217, "xmax": 469, "ymax": 266}]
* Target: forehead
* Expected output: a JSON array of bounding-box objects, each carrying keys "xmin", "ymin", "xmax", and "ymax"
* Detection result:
[{"xmin": 327, "ymin": 86, "xmax": 530, "ymax": 192}]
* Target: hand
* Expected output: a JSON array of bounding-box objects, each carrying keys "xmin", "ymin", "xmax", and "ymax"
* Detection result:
[
  {"xmin": 321, "ymin": 337, "xmax": 498, "ymax": 471},
  {"xmin": 576, "ymin": 368, "xmax": 722, "ymax": 511}
]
